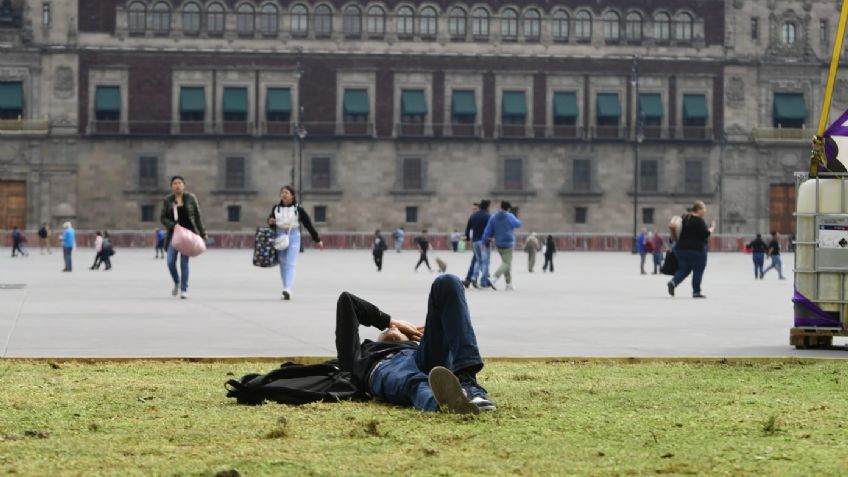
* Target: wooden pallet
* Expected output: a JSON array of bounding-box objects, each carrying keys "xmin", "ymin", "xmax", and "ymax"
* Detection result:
[{"xmin": 790, "ymin": 327, "xmax": 847, "ymax": 349}]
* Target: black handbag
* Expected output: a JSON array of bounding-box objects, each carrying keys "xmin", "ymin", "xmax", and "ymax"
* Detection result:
[{"xmin": 661, "ymin": 250, "xmax": 678, "ymax": 275}]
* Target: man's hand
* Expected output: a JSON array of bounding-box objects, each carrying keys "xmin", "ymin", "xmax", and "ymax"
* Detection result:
[{"xmin": 389, "ymin": 319, "xmax": 423, "ymax": 342}]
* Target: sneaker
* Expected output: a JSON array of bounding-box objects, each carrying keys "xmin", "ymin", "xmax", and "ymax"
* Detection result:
[
  {"xmin": 180, "ymin": 291, "xmax": 188, "ymax": 299},
  {"xmin": 470, "ymin": 280, "xmax": 480, "ymax": 289},
  {"xmin": 488, "ymin": 278, "xmax": 498, "ymax": 291},
  {"xmin": 428, "ymin": 367, "xmax": 480, "ymax": 415},
  {"xmin": 462, "ymin": 280, "xmax": 471, "ymax": 289},
  {"xmin": 172, "ymin": 284, "xmax": 179, "ymax": 297},
  {"xmin": 693, "ymin": 293, "xmax": 707, "ymax": 299},
  {"xmin": 667, "ymin": 280, "xmax": 675, "ymax": 297},
  {"xmin": 282, "ymin": 289, "xmax": 291, "ymax": 300},
  {"xmin": 505, "ymin": 284, "xmax": 514, "ymax": 291},
  {"xmin": 459, "ymin": 375, "xmax": 496, "ymax": 412}
]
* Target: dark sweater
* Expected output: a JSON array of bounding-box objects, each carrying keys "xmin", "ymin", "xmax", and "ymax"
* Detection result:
[
  {"xmin": 677, "ymin": 215, "xmax": 711, "ymax": 251},
  {"xmin": 748, "ymin": 238, "xmax": 767, "ymax": 254},
  {"xmin": 335, "ymin": 292, "xmax": 418, "ymax": 390},
  {"xmin": 768, "ymin": 239, "xmax": 781, "ymax": 256},
  {"xmin": 464, "ymin": 210, "xmax": 491, "ymax": 242}
]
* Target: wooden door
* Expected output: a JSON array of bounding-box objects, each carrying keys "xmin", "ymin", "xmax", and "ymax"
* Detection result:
[
  {"xmin": 0, "ymin": 181, "xmax": 27, "ymax": 230},
  {"xmin": 769, "ymin": 183, "xmax": 796, "ymax": 235}
]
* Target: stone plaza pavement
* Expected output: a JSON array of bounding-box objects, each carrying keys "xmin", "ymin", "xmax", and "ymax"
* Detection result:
[{"xmin": 1, "ymin": 247, "xmax": 846, "ymax": 358}]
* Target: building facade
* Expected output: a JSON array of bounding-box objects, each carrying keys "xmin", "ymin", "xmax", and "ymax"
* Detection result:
[{"xmin": 0, "ymin": 0, "xmax": 838, "ymax": 235}]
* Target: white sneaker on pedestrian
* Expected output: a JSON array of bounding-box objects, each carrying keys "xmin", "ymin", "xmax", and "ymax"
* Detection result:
[
  {"xmin": 505, "ymin": 284, "xmax": 514, "ymax": 291},
  {"xmin": 180, "ymin": 291, "xmax": 188, "ymax": 299},
  {"xmin": 172, "ymin": 284, "xmax": 179, "ymax": 297},
  {"xmin": 282, "ymin": 289, "xmax": 291, "ymax": 300}
]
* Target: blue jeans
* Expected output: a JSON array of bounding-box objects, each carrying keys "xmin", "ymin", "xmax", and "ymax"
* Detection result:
[
  {"xmin": 762, "ymin": 255, "xmax": 784, "ymax": 278},
  {"xmin": 167, "ymin": 244, "xmax": 190, "ymax": 292},
  {"xmin": 652, "ymin": 251, "xmax": 663, "ymax": 273},
  {"xmin": 464, "ymin": 252, "xmax": 477, "ymax": 283},
  {"xmin": 752, "ymin": 253, "xmax": 765, "ymax": 278},
  {"xmin": 671, "ymin": 247, "xmax": 708, "ymax": 295},
  {"xmin": 370, "ymin": 274, "xmax": 484, "ymax": 412},
  {"xmin": 63, "ymin": 247, "xmax": 73, "ymax": 271},
  {"xmin": 276, "ymin": 227, "xmax": 301, "ymax": 290},
  {"xmin": 467, "ymin": 241, "xmax": 491, "ymax": 286}
]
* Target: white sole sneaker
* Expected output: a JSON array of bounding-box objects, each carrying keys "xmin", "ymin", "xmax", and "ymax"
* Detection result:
[
  {"xmin": 180, "ymin": 291, "xmax": 188, "ymax": 299},
  {"xmin": 428, "ymin": 367, "xmax": 480, "ymax": 415},
  {"xmin": 172, "ymin": 284, "xmax": 179, "ymax": 297},
  {"xmin": 282, "ymin": 289, "xmax": 291, "ymax": 300}
]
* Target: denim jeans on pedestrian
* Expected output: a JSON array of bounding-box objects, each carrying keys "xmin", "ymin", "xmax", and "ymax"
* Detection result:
[
  {"xmin": 752, "ymin": 252, "xmax": 765, "ymax": 278},
  {"xmin": 671, "ymin": 246, "xmax": 708, "ymax": 295},
  {"xmin": 370, "ymin": 274, "xmax": 484, "ymax": 412},
  {"xmin": 762, "ymin": 255, "xmax": 784, "ymax": 278},
  {"xmin": 652, "ymin": 251, "xmax": 663, "ymax": 273},
  {"xmin": 62, "ymin": 247, "xmax": 73, "ymax": 271},
  {"xmin": 464, "ymin": 252, "xmax": 477, "ymax": 283},
  {"xmin": 277, "ymin": 227, "xmax": 301, "ymax": 290},
  {"xmin": 167, "ymin": 244, "xmax": 190, "ymax": 292}
]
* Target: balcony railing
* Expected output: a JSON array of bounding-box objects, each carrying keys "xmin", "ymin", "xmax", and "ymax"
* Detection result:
[
  {"xmin": 498, "ymin": 124, "xmax": 530, "ymax": 138},
  {"xmin": 446, "ymin": 123, "xmax": 482, "ymax": 138},
  {"xmin": 89, "ymin": 120, "xmax": 122, "ymax": 134},
  {"xmin": 752, "ymin": 127, "xmax": 814, "ymax": 142},
  {"xmin": 263, "ymin": 120, "xmax": 292, "ymax": 135},
  {"xmin": 590, "ymin": 125, "xmax": 627, "ymax": 140},
  {"xmin": 217, "ymin": 121, "xmax": 254, "ymax": 135},
  {"xmin": 547, "ymin": 125, "xmax": 585, "ymax": 139},
  {"xmin": 0, "ymin": 118, "xmax": 49, "ymax": 135}
]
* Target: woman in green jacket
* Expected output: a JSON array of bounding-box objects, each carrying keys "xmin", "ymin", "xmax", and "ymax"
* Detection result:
[{"xmin": 160, "ymin": 176, "xmax": 206, "ymax": 299}]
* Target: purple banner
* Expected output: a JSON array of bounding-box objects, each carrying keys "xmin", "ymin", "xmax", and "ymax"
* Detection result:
[
  {"xmin": 825, "ymin": 108, "xmax": 848, "ymax": 165},
  {"xmin": 793, "ymin": 288, "xmax": 844, "ymax": 328}
]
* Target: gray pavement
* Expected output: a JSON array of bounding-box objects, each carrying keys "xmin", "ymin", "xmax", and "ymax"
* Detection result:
[{"xmin": 1, "ymin": 247, "xmax": 846, "ymax": 358}]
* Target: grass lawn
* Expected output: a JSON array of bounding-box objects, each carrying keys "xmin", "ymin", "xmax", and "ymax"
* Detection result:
[{"xmin": 0, "ymin": 359, "xmax": 846, "ymax": 477}]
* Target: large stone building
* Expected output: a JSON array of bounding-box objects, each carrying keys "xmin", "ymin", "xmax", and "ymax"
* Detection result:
[{"xmin": 0, "ymin": 0, "xmax": 839, "ymax": 236}]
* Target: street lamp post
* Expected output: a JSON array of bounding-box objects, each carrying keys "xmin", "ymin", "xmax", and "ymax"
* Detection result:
[
  {"xmin": 293, "ymin": 47, "xmax": 306, "ymax": 195},
  {"xmin": 631, "ymin": 56, "xmax": 644, "ymax": 253}
]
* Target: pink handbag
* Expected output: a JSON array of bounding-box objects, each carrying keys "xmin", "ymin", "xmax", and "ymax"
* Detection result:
[{"xmin": 171, "ymin": 204, "xmax": 206, "ymax": 257}]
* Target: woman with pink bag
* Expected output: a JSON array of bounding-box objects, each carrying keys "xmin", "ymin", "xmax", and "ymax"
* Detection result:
[{"xmin": 160, "ymin": 176, "xmax": 207, "ymax": 299}]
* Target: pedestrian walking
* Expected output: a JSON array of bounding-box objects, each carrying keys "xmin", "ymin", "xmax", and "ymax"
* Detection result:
[
  {"xmin": 414, "ymin": 230, "xmax": 432, "ymax": 272},
  {"xmin": 393, "ymin": 226, "xmax": 405, "ymax": 253},
  {"xmin": 38, "ymin": 223, "xmax": 51, "ymax": 254},
  {"xmin": 372, "ymin": 229, "xmax": 387, "ymax": 271},
  {"xmin": 637, "ymin": 227, "xmax": 648, "ymax": 275},
  {"xmin": 666, "ymin": 200, "xmax": 715, "ymax": 298},
  {"xmin": 651, "ymin": 230, "xmax": 664, "ymax": 274},
  {"xmin": 90, "ymin": 231, "xmax": 103, "ymax": 270},
  {"xmin": 154, "ymin": 228, "xmax": 166, "ymax": 258},
  {"xmin": 542, "ymin": 235, "xmax": 556, "ymax": 272},
  {"xmin": 10, "ymin": 227, "xmax": 27, "ymax": 257},
  {"xmin": 762, "ymin": 231, "xmax": 786, "ymax": 280},
  {"xmin": 462, "ymin": 200, "xmax": 491, "ymax": 289},
  {"xmin": 481, "ymin": 201, "xmax": 522, "ymax": 290},
  {"xmin": 60, "ymin": 221, "xmax": 75, "ymax": 272},
  {"xmin": 450, "ymin": 230, "xmax": 461, "ymax": 252},
  {"xmin": 160, "ymin": 175, "xmax": 207, "ymax": 299},
  {"xmin": 523, "ymin": 232, "xmax": 541, "ymax": 272},
  {"xmin": 747, "ymin": 233, "xmax": 767, "ymax": 279},
  {"xmin": 101, "ymin": 231, "xmax": 113, "ymax": 270},
  {"xmin": 267, "ymin": 185, "xmax": 323, "ymax": 300}
]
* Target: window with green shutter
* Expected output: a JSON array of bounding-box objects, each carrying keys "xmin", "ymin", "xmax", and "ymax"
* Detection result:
[
  {"xmin": 223, "ymin": 87, "xmax": 248, "ymax": 122},
  {"xmin": 553, "ymin": 92, "xmax": 578, "ymax": 126},
  {"xmin": 95, "ymin": 86, "xmax": 121, "ymax": 121},
  {"xmin": 638, "ymin": 93, "xmax": 663, "ymax": 126},
  {"xmin": 682, "ymin": 94, "xmax": 708, "ymax": 127},
  {"xmin": 596, "ymin": 93, "xmax": 621, "ymax": 127},
  {"xmin": 0, "ymin": 81, "xmax": 24, "ymax": 119},
  {"xmin": 343, "ymin": 89, "xmax": 369, "ymax": 123},
  {"xmin": 266, "ymin": 88, "xmax": 292, "ymax": 122},
  {"xmin": 401, "ymin": 90, "xmax": 427, "ymax": 123},
  {"xmin": 502, "ymin": 91, "xmax": 526, "ymax": 125},
  {"xmin": 451, "ymin": 90, "xmax": 476, "ymax": 124},
  {"xmin": 179, "ymin": 87, "xmax": 205, "ymax": 122},
  {"xmin": 772, "ymin": 93, "xmax": 806, "ymax": 128}
]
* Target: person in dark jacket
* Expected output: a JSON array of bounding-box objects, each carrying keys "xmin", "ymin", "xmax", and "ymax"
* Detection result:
[
  {"xmin": 747, "ymin": 233, "xmax": 767, "ymax": 279},
  {"xmin": 267, "ymin": 185, "xmax": 323, "ymax": 300},
  {"xmin": 481, "ymin": 201, "xmax": 522, "ymax": 290},
  {"xmin": 335, "ymin": 274, "xmax": 494, "ymax": 414},
  {"xmin": 667, "ymin": 200, "xmax": 715, "ymax": 298},
  {"xmin": 372, "ymin": 229, "xmax": 388, "ymax": 271},
  {"xmin": 542, "ymin": 235, "xmax": 556, "ymax": 272},
  {"xmin": 414, "ymin": 230, "xmax": 432, "ymax": 272},
  {"xmin": 10, "ymin": 227, "xmax": 26, "ymax": 257},
  {"xmin": 761, "ymin": 231, "xmax": 786, "ymax": 280},
  {"xmin": 463, "ymin": 200, "xmax": 493, "ymax": 288},
  {"xmin": 160, "ymin": 175, "xmax": 206, "ymax": 299}
]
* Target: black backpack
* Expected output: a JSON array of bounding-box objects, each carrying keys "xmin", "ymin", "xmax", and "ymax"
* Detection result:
[{"xmin": 225, "ymin": 360, "xmax": 364, "ymax": 406}]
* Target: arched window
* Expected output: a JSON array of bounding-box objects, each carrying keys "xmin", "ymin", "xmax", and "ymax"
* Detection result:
[
  {"xmin": 523, "ymin": 9, "xmax": 540, "ymax": 39},
  {"xmin": 315, "ymin": 4, "xmax": 332, "ymax": 35},
  {"xmin": 625, "ymin": 12, "xmax": 642, "ymax": 41},
  {"xmin": 207, "ymin": 3, "xmax": 225, "ymax": 35},
  {"xmin": 552, "ymin": 10, "xmax": 569, "ymax": 40},
  {"xmin": 182, "ymin": 3, "xmax": 201, "ymax": 34},
  {"xmin": 236, "ymin": 4, "xmax": 255, "ymax": 35},
  {"xmin": 653, "ymin": 12, "xmax": 670, "ymax": 41},
  {"xmin": 471, "ymin": 8, "xmax": 489, "ymax": 37},
  {"xmin": 674, "ymin": 12, "xmax": 693, "ymax": 41},
  {"xmin": 449, "ymin": 7, "xmax": 466, "ymax": 37},
  {"xmin": 781, "ymin": 22, "xmax": 797, "ymax": 45},
  {"xmin": 343, "ymin": 5, "xmax": 362, "ymax": 36},
  {"xmin": 291, "ymin": 4, "xmax": 309, "ymax": 36},
  {"xmin": 397, "ymin": 6, "xmax": 414, "ymax": 36},
  {"xmin": 575, "ymin": 10, "xmax": 592, "ymax": 41},
  {"xmin": 420, "ymin": 6, "xmax": 437, "ymax": 36},
  {"xmin": 151, "ymin": 2, "xmax": 171, "ymax": 33},
  {"xmin": 259, "ymin": 4, "xmax": 278, "ymax": 35},
  {"xmin": 128, "ymin": 2, "xmax": 146, "ymax": 33},
  {"xmin": 501, "ymin": 8, "xmax": 518, "ymax": 39},
  {"xmin": 367, "ymin": 5, "xmax": 385, "ymax": 35},
  {"xmin": 602, "ymin": 11, "xmax": 620, "ymax": 41}
]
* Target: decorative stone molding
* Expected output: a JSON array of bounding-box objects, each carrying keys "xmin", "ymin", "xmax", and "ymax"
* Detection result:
[
  {"xmin": 726, "ymin": 76, "xmax": 745, "ymax": 108},
  {"xmin": 53, "ymin": 66, "xmax": 75, "ymax": 100}
]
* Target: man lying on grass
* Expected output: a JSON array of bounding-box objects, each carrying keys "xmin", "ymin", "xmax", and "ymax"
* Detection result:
[{"xmin": 336, "ymin": 274, "xmax": 495, "ymax": 414}]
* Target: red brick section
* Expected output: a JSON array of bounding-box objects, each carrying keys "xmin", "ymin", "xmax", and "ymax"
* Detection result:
[
  {"xmin": 533, "ymin": 72, "xmax": 546, "ymax": 138},
  {"xmin": 375, "ymin": 69, "xmax": 394, "ymax": 137},
  {"xmin": 668, "ymin": 75, "xmax": 677, "ymax": 128},
  {"xmin": 432, "ymin": 70, "xmax": 445, "ymax": 137},
  {"xmin": 482, "ymin": 72, "xmax": 495, "ymax": 138},
  {"xmin": 78, "ymin": 0, "xmax": 116, "ymax": 33},
  {"xmin": 301, "ymin": 58, "xmax": 337, "ymax": 136}
]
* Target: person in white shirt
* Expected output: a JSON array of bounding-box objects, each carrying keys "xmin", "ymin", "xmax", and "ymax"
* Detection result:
[{"xmin": 267, "ymin": 185, "xmax": 323, "ymax": 300}]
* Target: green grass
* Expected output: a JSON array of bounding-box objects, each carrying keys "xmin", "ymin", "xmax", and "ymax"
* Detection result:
[{"xmin": 1, "ymin": 360, "xmax": 847, "ymax": 476}]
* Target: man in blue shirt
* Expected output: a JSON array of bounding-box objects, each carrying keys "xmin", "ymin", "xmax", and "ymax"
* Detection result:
[
  {"xmin": 481, "ymin": 201, "xmax": 522, "ymax": 290},
  {"xmin": 61, "ymin": 221, "xmax": 76, "ymax": 272},
  {"xmin": 637, "ymin": 227, "xmax": 648, "ymax": 275}
]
